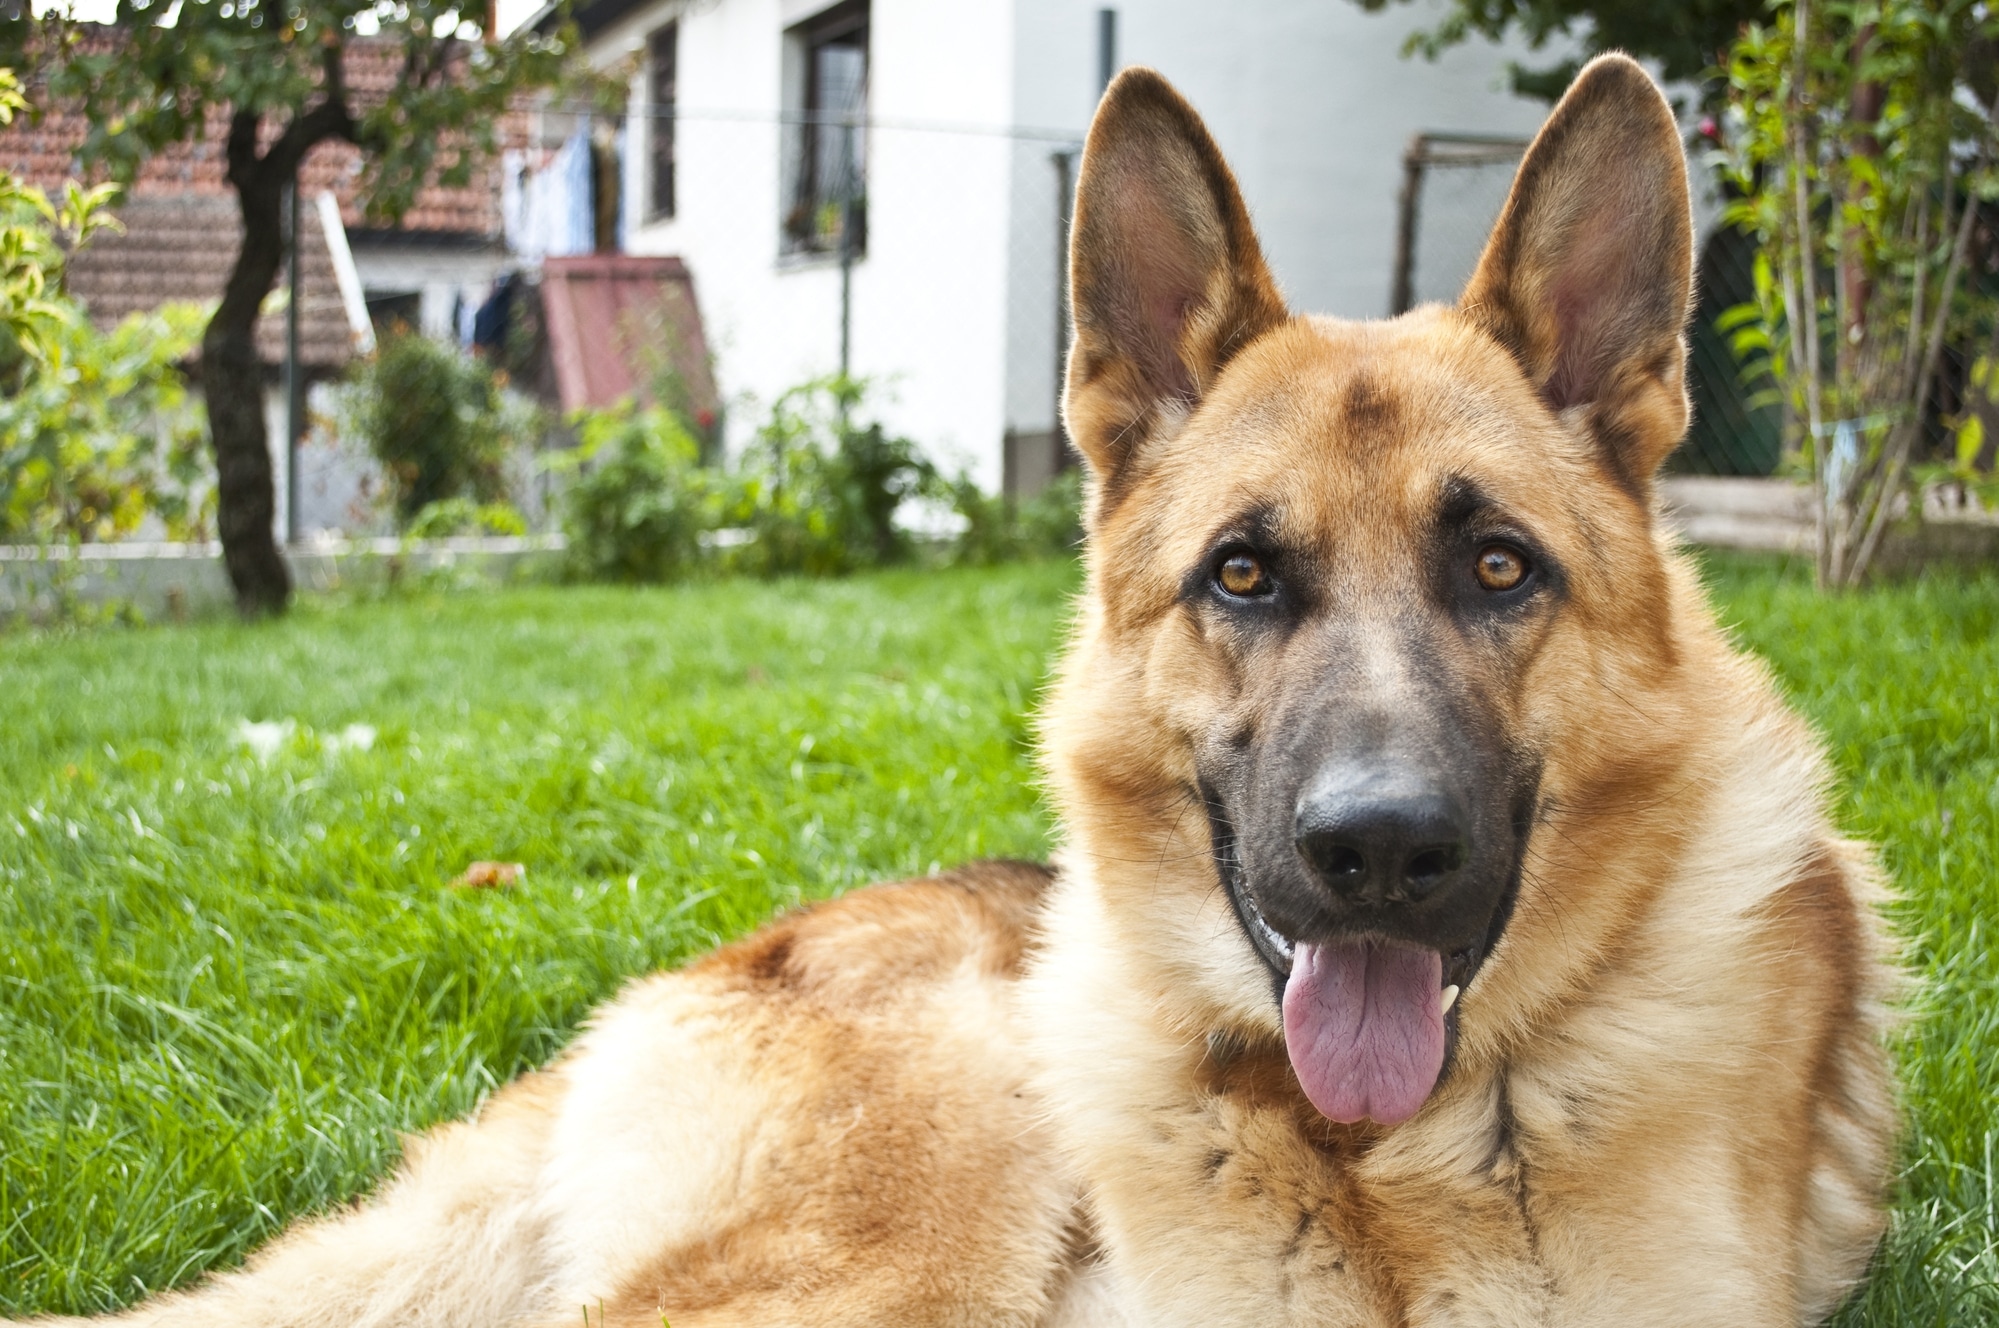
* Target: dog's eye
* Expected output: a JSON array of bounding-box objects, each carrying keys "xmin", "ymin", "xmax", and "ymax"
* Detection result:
[
  {"xmin": 1474, "ymin": 545, "xmax": 1529, "ymax": 592},
  {"xmin": 1216, "ymin": 552, "xmax": 1272, "ymax": 598}
]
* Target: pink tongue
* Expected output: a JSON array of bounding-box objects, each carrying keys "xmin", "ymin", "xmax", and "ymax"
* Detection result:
[{"xmin": 1283, "ymin": 940, "xmax": 1445, "ymax": 1126}]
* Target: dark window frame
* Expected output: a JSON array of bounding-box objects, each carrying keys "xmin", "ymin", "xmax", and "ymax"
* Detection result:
[
  {"xmin": 648, "ymin": 21, "xmax": 678, "ymax": 221},
  {"xmin": 783, "ymin": 0, "xmax": 868, "ymax": 258}
]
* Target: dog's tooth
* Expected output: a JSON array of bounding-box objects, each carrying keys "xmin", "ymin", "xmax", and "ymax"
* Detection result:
[{"xmin": 1440, "ymin": 984, "xmax": 1460, "ymax": 1015}]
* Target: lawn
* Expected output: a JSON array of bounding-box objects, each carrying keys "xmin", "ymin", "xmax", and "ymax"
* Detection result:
[{"xmin": 0, "ymin": 555, "xmax": 1994, "ymax": 1322}]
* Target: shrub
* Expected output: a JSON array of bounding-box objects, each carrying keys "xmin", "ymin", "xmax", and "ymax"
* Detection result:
[
  {"xmin": 405, "ymin": 497, "xmax": 528, "ymax": 539},
  {"xmin": 554, "ymin": 376, "xmax": 1080, "ymax": 583},
  {"xmin": 1721, "ymin": 1, "xmax": 1999, "ymax": 587},
  {"xmin": 949, "ymin": 469, "xmax": 1083, "ymax": 566},
  {"xmin": 0, "ymin": 302, "xmax": 211, "ymax": 544},
  {"xmin": 350, "ymin": 330, "xmax": 537, "ymax": 522},
  {"xmin": 556, "ymin": 403, "xmax": 718, "ymax": 583},
  {"xmin": 0, "ymin": 75, "xmax": 203, "ymax": 547},
  {"xmin": 723, "ymin": 377, "xmax": 936, "ymax": 577}
]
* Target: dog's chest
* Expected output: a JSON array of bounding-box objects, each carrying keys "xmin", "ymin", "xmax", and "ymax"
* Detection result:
[{"xmin": 1073, "ymin": 1069, "xmax": 1557, "ymax": 1326}]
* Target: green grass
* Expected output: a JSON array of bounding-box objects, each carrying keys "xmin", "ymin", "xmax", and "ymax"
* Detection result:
[{"xmin": 0, "ymin": 555, "xmax": 1994, "ymax": 1321}]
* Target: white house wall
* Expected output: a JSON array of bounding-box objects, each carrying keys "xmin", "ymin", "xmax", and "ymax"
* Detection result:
[{"xmin": 605, "ymin": 0, "xmax": 1020, "ymax": 489}]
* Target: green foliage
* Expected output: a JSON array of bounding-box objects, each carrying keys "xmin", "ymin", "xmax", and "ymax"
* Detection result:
[
  {"xmin": 0, "ymin": 69, "xmax": 123, "ymax": 379},
  {"xmin": 0, "ymin": 302, "xmax": 211, "ymax": 543},
  {"xmin": 1348, "ymin": 0, "xmax": 1763, "ymax": 100},
  {"xmin": 405, "ymin": 498, "xmax": 528, "ymax": 539},
  {"xmin": 1719, "ymin": 1, "xmax": 1999, "ymax": 586},
  {"xmin": 947, "ymin": 469, "xmax": 1083, "ymax": 566},
  {"xmin": 558, "ymin": 376, "xmax": 974, "ymax": 582},
  {"xmin": 13, "ymin": 4, "xmax": 567, "ymax": 230},
  {"xmin": 555, "ymin": 403, "xmax": 719, "ymax": 583},
  {"xmin": 724, "ymin": 376, "xmax": 936, "ymax": 577},
  {"xmin": 0, "ymin": 81, "xmax": 204, "ymax": 548},
  {"xmin": 348, "ymin": 329, "xmax": 536, "ymax": 523}
]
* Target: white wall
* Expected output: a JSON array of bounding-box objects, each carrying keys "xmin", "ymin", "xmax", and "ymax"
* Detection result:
[
  {"xmin": 997, "ymin": 0, "xmax": 1566, "ymax": 457},
  {"xmin": 608, "ymin": 0, "xmax": 1020, "ymax": 489}
]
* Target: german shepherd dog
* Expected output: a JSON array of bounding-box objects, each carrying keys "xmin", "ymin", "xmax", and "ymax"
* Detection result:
[{"xmin": 17, "ymin": 55, "xmax": 1897, "ymax": 1328}]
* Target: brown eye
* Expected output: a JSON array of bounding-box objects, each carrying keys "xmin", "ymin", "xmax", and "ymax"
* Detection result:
[
  {"xmin": 1475, "ymin": 545, "xmax": 1528, "ymax": 592},
  {"xmin": 1216, "ymin": 552, "xmax": 1271, "ymax": 597}
]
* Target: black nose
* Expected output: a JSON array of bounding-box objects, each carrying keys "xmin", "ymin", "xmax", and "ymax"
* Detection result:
[{"xmin": 1294, "ymin": 766, "xmax": 1471, "ymax": 905}]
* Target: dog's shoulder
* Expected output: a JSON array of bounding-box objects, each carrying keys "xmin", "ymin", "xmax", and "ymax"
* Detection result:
[{"xmin": 685, "ymin": 859, "xmax": 1056, "ymax": 1006}]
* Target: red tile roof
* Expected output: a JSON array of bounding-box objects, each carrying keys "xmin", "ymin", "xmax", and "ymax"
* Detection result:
[
  {"xmin": 2, "ymin": 33, "xmax": 530, "ymax": 237},
  {"xmin": 64, "ymin": 193, "xmax": 358, "ymax": 368}
]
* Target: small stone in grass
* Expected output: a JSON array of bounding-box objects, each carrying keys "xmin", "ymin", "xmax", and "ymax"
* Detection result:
[{"xmin": 450, "ymin": 861, "xmax": 525, "ymax": 890}]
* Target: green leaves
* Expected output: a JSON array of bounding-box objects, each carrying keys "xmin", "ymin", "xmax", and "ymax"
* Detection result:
[
  {"xmin": 1350, "ymin": 0, "xmax": 1766, "ymax": 100},
  {"xmin": 346, "ymin": 328, "xmax": 534, "ymax": 521},
  {"xmin": 19, "ymin": 2, "xmax": 567, "ymax": 227},
  {"xmin": 0, "ymin": 70, "xmax": 204, "ymax": 546},
  {"xmin": 553, "ymin": 376, "xmax": 1080, "ymax": 584},
  {"xmin": 0, "ymin": 301, "xmax": 211, "ymax": 545},
  {"xmin": 1718, "ymin": 0, "xmax": 1999, "ymax": 585}
]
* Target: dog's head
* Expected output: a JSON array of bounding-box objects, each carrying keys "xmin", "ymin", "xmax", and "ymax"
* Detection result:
[{"xmin": 1046, "ymin": 56, "xmax": 1696, "ymax": 1128}]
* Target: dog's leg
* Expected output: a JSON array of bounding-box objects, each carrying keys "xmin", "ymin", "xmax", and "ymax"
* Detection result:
[{"xmin": 12, "ymin": 1070, "xmax": 565, "ymax": 1328}]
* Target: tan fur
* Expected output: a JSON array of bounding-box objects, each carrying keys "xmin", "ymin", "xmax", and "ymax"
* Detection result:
[{"xmin": 13, "ymin": 55, "xmax": 1896, "ymax": 1328}]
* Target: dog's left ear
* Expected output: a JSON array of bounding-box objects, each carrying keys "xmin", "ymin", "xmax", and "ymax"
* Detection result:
[
  {"xmin": 1064, "ymin": 68, "xmax": 1289, "ymax": 488},
  {"xmin": 1460, "ymin": 53, "xmax": 1694, "ymax": 489}
]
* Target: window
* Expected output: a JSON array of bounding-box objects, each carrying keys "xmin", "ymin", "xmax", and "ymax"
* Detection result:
[
  {"xmin": 648, "ymin": 22, "xmax": 677, "ymax": 220},
  {"xmin": 783, "ymin": 1, "xmax": 867, "ymax": 257}
]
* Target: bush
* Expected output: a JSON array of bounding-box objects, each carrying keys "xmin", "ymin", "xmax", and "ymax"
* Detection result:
[
  {"xmin": 722, "ymin": 377, "xmax": 936, "ymax": 577},
  {"xmin": 556, "ymin": 403, "xmax": 718, "ymax": 583},
  {"xmin": 0, "ymin": 77, "xmax": 204, "ymax": 548},
  {"xmin": 0, "ymin": 302, "xmax": 211, "ymax": 544},
  {"xmin": 555, "ymin": 375, "xmax": 1083, "ymax": 583},
  {"xmin": 1721, "ymin": 2, "xmax": 1999, "ymax": 587},
  {"xmin": 949, "ymin": 468, "xmax": 1083, "ymax": 566},
  {"xmin": 405, "ymin": 498, "xmax": 528, "ymax": 539},
  {"xmin": 349, "ymin": 330, "xmax": 538, "ymax": 523}
]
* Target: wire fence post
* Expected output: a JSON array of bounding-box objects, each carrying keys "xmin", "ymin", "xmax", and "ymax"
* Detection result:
[
  {"xmin": 1389, "ymin": 136, "xmax": 1423, "ymax": 316},
  {"xmin": 838, "ymin": 116, "xmax": 857, "ymax": 398},
  {"xmin": 283, "ymin": 174, "xmax": 302, "ymax": 546}
]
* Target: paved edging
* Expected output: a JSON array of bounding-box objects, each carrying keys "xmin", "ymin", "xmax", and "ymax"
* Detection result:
[
  {"xmin": 1657, "ymin": 475, "xmax": 1999, "ymax": 567},
  {"xmin": 0, "ymin": 535, "xmax": 568, "ymax": 619}
]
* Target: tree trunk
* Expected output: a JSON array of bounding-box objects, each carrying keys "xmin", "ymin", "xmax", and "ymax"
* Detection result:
[{"xmin": 203, "ymin": 135, "xmax": 293, "ymax": 614}]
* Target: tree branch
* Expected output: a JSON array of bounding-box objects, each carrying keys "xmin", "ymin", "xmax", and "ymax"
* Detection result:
[
  {"xmin": 224, "ymin": 107, "xmax": 261, "ymax": 193},
  {"xmin": 258, "ymin": 42, "xmax": 360, "ymax": 187}
]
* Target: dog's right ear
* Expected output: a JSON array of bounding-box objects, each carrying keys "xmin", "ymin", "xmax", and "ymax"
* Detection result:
[{"xmin": 1064, "ymin": 69, "xmax": 1288, "ymax": 487}]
